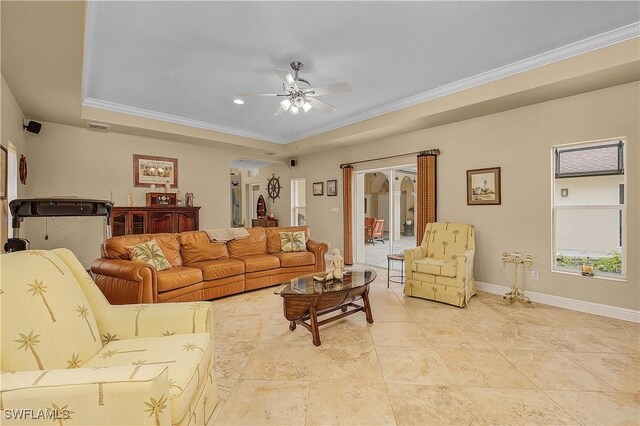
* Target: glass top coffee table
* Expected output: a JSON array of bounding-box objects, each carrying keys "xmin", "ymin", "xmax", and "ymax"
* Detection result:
[{"xmin": 278, "ymin": 269, "xmax": 376, "ymax": 346}]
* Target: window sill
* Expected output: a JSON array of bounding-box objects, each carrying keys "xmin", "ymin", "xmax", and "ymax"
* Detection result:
[{"xmin": 552, "ymin": 269, "xmax": 627, "ymax": 283}]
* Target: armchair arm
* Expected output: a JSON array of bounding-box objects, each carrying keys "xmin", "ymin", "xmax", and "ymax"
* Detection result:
[
  {"xmin": 1, "ymin": 365, "xmax": 171, "ymax": 425},
  {"xmin": 93, "ymin": 301, "xmax": 213, "ymax": 343},
  {"xmin": 91, "ymin": 258, "xmax": 157, "ymax": 304},
  {"xmin": 403, "ymin": 246, "xmax": 425, "ymax": 281},
  {"xmin": 307, "ymin": 239, "xmax": 329, "ymax": 272},
  {"xmin": 455, "ymin": 248, "xmax": 476, "ymax": 287}
]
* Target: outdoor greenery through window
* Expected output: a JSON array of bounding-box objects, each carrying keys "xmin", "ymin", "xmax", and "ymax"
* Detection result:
[{"xmin": 553, "ymin": 140, "xmax": 625, "ymax": 278}]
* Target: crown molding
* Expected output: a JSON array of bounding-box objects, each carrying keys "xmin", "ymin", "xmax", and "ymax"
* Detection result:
[
  {"xmin": 82, "ymin": 98, "xmax": 285, "ymax": 144},
  {"xmin": 82, "ymin": 23, "xmax": 639, "ymax": 145},
  {"xmin": 291, "ymin": 23, "xmax": 640, "ymax": 142}
]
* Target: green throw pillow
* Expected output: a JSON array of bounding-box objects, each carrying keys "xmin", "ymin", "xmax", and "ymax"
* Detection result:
[
  {"xmin": 127, "ymin": 239, "xmax": 171, "ymax": 271},
  {"xmin": 280, "ymin": 231, "xmax": 306, "ymax": 253}
]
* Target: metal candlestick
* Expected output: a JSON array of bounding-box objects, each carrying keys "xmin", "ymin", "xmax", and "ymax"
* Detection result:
[{"xmin": 501, "ymin": 252, "xmax": 533, "ymax": 306}]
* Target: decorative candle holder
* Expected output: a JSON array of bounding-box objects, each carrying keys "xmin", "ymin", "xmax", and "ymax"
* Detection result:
[{"xmin": 501, "ymin": 252, "xmax": 534, "ymax": 306}]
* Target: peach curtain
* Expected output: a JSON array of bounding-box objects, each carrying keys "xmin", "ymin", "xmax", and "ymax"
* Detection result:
[
  {"xmin": 416, "ymin": 152, "xmax": 437, "ymax": 245},
  {"xmin": 342, "ymin": 165, "xmax": 354, "ymax": 265}
]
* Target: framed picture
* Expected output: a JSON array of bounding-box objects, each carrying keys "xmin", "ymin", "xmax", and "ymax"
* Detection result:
[
  {"xmin": 312, "ymin": 182, "xmax": 324, "ymax": 196},
  {"xmin": 0, "ymin": 145, "xmax": 7, "ymax": 199},
  {"xmin": 134, "ymin": 154, "xmax": 178, "ymax": 188},
  {"xmin": 467, "ymin": 167, "xmax": 501, "ymax": 205},
  {"xmin": 327, "ymin": 179, "xmax": 337, "ymax": 196}
]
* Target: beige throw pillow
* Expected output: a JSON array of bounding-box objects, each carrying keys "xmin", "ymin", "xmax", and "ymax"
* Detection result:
[
  {"xmin": 280, "ymin": 231, "xmax": 306, "ymax": 253},
  {"xmin": 127, "ymin": 239, "xmax": 171, "ymax": 271}
]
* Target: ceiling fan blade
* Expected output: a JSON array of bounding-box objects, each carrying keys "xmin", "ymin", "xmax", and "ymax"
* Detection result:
[
  {"xmin": 238, "ymin": 92, "xmax": 282, "ymax": 97},
  {"xmin": 304, "ymin": 82, "xmax": 351, "ymax": 97},
  {"xmin": 274, "ymin": 106, "xmax": 285, "ymax": 116},
  {"xmin": 307, "ymin": 97, "xmax": 337, "ymax": 114},
  {"xmin": 274, "ymin": 68, "xmax": 294, "ymax": 85}
]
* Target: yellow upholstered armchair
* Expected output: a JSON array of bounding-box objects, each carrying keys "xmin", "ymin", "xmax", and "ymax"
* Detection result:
[
  {"xmin": 404, "ymin": 222, "xmax": 476, "ymax": 307},
  {"xmin": 0, "ymin": 249, "xmax": 217, "ymax": 425}
]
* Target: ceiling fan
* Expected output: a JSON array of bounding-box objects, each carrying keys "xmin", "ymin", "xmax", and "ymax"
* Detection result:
[{"xmin": 240, "ymin": 61, "xmax": 351, "ymax": 116}]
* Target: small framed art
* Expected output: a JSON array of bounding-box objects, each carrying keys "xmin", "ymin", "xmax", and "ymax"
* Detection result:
[
  {"xmin": 467, "ymin": 167, "xmax": 501, "ymax": 205},
  {"xmin": 312, "ymin": 182, "xmax": 324, "ymax": 196},
  {"xmin": 327, "ymin": 179, "xmax": 337, "ymax": 196}
]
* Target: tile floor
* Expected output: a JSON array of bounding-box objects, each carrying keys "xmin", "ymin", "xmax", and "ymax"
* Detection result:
[
  {"xmin": 363, "ymin": 236, "xmax": 416, "ymax": 268},
  {"xmin": 210, "ymin": 265, "xmax": 639, "ymax": 425}
]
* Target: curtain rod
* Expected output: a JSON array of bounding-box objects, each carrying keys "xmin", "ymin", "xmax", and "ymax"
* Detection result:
[{"xmin": 340, "ymin": 149, "xmax": 440, "ymax": 169}]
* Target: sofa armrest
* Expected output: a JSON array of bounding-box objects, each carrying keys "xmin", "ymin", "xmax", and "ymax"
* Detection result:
[
  {"xmin": 1, "ymin": 365, "xmax": 171, "ymax": 425},
  {"xmin": 455, "ymin": 248, "xmax": 475, "ymax": 287},
  {"xmin": 91, "ymin": 258, "xmax": 157, "ymax": 304},
  {"xmin": 94, "ymin": 301, "xmax": 213, "ymax": 342},
  {"xmin": 403, "ymin": 246, "xmax": 425, "ymax": 280},
  {"xmin": 307, "ymin": 239, "xmax": 329, "ymax": 272}
]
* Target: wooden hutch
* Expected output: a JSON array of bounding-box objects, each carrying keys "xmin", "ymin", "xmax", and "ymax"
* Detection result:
[{"xmin": 111, "ymin": 206, "xmax": 200, "ymax": 236}]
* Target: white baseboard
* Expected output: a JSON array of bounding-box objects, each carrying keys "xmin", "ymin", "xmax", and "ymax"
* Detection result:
[{"xmin": 476, "ymin": 281, "xmax": 640, "ymax": 324}]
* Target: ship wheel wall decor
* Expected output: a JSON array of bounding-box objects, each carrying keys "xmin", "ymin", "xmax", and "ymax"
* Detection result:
[{"xmin": 267, "ymin": 174, "xmax": 282, "ymax": 202}]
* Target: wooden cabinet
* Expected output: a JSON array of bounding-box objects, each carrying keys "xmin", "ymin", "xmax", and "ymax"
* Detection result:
[
  {"xmin": 112, "ymin": 207, "xmax": 200, "ymax": 236},
  {"xmin": 252, "ymin": 218, "xmax": 278, "ymax": 228}
]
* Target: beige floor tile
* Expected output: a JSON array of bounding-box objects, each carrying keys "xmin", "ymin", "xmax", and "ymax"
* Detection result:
[
  {"xmin": 500, "ymin": 350, "xmax": 615, "ymax": 391},
  {"xmin": 421, "ymin": 323, "xmax": 494, "ymax": 349},
  {"xmin": 241, "ymin": 343, "xmax": 316, "ymax": 381},
  {"xmin": 259, "ymin": 318, "xmax": 319, "ymax": 345},
  {"xmin": 215, "ymin": 318, "xmax": 267, "ymax": 343},
  {"xmin": 370, "ymin": 321, "xmax": 430, "ymax": 347},
  {"xmin": 437, "ymin": 348, "xmax": 536, "ymax": 389},
  {"xmin": 213, "ymin": 379, "xmax": 309, "ymax": 425},
  {"xmin": 306, "ymin": 381, "xmax": 396, "ymax": 425},
  {"xmin": 314, "ymin": 315, "xmax": 374, "ymax": 347},
  {"xmin": 561, "ymin": 352, "xmax": 640, "ymax": 393},
  {"xmin": 466, "ymin": 387, "xmax": 578, "ymax": 425},
  {"xmin": 474, "ymin": 324, "xmax": 556, "ymax": 351},
  {"xmin": 369, "ymin": 292, "xmax": 405, "ymax": 306},
  {"xmin": 372, "ymin": 304, "xmax": 415, "ymax": 322},
  {"xmin": 518, "ymin": 325, "xmax": 617, "ymax": 352},
  {"xmin": 215, "ymin": 342, "xmax": 257, "ymax": 381},
  {"xmin": 376, "ymin": 346, "xmax": 457, "ymax": 386},
  {"xmin": 311, "ymin": 345, "xmax": 385, "ymax": 383},
  {"xmin": 387, "ymin": 384, "xmax": 485, "ymax": 425},
  {"xmin": 545, "ymin": 391, "xmax": 640, "ymax": 425},
  {"xmin": 574, "ymin": 326, "xmax": 640, "ymax": 355}
]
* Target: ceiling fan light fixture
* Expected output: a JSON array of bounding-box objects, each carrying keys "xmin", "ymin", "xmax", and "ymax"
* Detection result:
[
  {"xmin": 280, "ymin": 98, "xmax": 291, "ymax": 110},
  {"xmin": 302, "ymin": 102, "xmax": 312, "ymax": 112},
  {"xmin": 289, "ymin": 105, "xmax": 299, "ymax": 115},
  {"xmin": 233, "ymin": 98, "xmax": 245, "ymax": 105}
]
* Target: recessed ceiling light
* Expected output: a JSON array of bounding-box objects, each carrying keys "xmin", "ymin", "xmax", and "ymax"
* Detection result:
[{"xmin": 233, "ymin": 99, "xmax": 245, "ymax": 105}]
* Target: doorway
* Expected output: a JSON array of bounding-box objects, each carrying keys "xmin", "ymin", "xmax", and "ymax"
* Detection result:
[{"xmin": 354, "ymin": 165, "xmax": 416, "ymax": 267}]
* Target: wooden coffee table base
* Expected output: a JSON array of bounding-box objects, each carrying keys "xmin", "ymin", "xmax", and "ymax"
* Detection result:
[
  {"xmin": 282, "ymin": 287, "xmax": 373, "ymax": 346},
  {"xmin": 288, "ymin": 297, "xmax": 373, "ymax": 346}
]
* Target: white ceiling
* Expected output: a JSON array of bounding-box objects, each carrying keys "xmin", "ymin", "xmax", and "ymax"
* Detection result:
[{"xmin": 82, "ymin": 2, "xmax": 639, "ymax": 145}]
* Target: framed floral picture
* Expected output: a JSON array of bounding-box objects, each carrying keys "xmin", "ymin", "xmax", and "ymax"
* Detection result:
[
  {"xmin": 327, "ymin": 179, "xmax": 337, "ymax": 196},
  {"xmin": 134, "ymin": 154, "xmax": 178, "ymax": 188},
  {"xmin": 312, "ymin": 182, "xmax": 324, "ymax": 196},
  {"xmin": 467, "ymin": 167, "xmax": 501, "ymax": 205}
]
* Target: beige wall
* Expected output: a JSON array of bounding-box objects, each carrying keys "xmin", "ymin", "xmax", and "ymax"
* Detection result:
[
  {"xmin": 1, "ymin": 75, "xmax": 29, "ymax": 250},
  {"xmin": 293, "ymin": 82, "xmax": 639, "ymax": 310},
  {"xmin": 23, "ymin": 122, "xmax": 241, "ymax": 266}
]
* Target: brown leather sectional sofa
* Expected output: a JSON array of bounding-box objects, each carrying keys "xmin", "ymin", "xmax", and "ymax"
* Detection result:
[{"xmin": 91, "ymin": 226, "xmax": 328, "ymax": 304}]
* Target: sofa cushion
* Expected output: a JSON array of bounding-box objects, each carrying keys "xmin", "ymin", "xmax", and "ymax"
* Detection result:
[
  {"xmin": 186, "ymin": 258, "xmax": 245, "ymax": 281},
  {"xmin": 179, "ymin": 231, "xmax": 229, "ymax": 264},
  {"xmin": 128, "ymin": 239, "xmax": 172, "ymax": 271},
  {"xmin": 273, "ymin": 251, "xmax": 315, "ymax": 268},
  {"xmin": 265, "ymin": 226, "xmax": 310, "ymax": 253},
  {"xmin": 1, "ymin": 250, "xmax": 102, "ymax": 371},
  {"xmin": 83, "ymin": 332, "xmax": 213, "ymax": 425},
  {"xmin": 157, "ymin": 266, "xmax": 203, "ymax": 292},
  {"xmin": 236, "ymin": 254, "xmax": 280, "ymax": 273},
  {"xmin": 227, "ymin": 228, "xmax": 268, "ymax": 257},
  {"xmin": 103, "ymin": 233, "xmax": 183, "ymax": 267},
  {"xmin": 411, "ymin": 257, "xmax": 457, "ymax": 277}
]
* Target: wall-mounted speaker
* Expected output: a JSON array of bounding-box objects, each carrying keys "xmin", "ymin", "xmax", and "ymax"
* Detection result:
[
  {"xmin": 23, "ymin": 121, "xmax": 42, "ymax": 135},
  {"xmin": 290, "ymin": 159, "xmax": 297, "ymax": 167}
]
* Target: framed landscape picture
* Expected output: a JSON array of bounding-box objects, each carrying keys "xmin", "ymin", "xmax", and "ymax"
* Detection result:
[
  {"xmin": 327, "ymin": 179, "xmax": 337, "ymax": 196},
  {"xmin": 134, "ymin": 154, "xmax": 178, "ymax": 188},
  {"xmin": 467, "ymin": 167, "xmax": 501, "ymax": 205},
  {"xmin": 313, "ymin": 182, "xmax": 324, "ymax": 196}
]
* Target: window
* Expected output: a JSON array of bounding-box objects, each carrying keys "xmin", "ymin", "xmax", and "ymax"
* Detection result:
[
  {"xmin": 291, "ymin": 178, "xmax": 306, "ymax": 226},
  {"xmin": 553, "ymin": 140, "xmax": 625, "ymax": 278}
]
